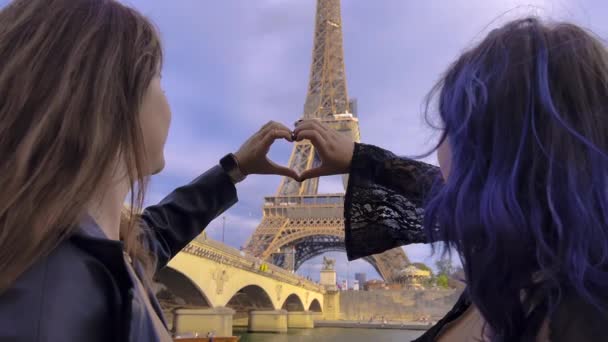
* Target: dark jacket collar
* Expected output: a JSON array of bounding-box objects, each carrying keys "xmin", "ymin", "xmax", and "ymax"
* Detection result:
[
  {"xmin": 77, "ymin": 214, "xmax": 111, "ymax": 240},
  {"xmin": 71, "ymin": 214, "xmax": 168, "ymax": 328},
  {"xmin": 70, "ymin": 215, "xmax": 131, "ymax": 287}
]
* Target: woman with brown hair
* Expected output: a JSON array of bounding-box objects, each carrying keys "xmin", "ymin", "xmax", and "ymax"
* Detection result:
[{"xmin": 0, "ymin": 0, "xmax": 297, "ymax": 341}]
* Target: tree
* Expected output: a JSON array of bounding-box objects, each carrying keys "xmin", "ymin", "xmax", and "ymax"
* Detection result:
[
  {"xmin": 422, "ymin": 276, "xmax": 436, "ymax": 288},
  {"xmin": 435, "ymin": 256, "xmax": 454, "ymax": 276},
  {"xmin": 451, "ymin": 265, "xmax": 464, "ymax": 275},
  {"xmin": 450, "ymin": 266, "xmax": 464, "ymax": 279},
  {"xmin": 436, "ymin": 274, "xmax": 449, "ymax": 288},
  {"xmin": 433, "ymin": 255, "xmax": 457, "ymax": 289}
]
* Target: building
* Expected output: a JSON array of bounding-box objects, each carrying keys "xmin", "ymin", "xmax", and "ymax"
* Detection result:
[
  {"xmin": 386, "ymin": 283, "xmax": 403, "ymax": 290},
  {"xmin": 354, "ymin": 273, "xmax": 366, "ymax": 286},
  {"xmin": 396, "ymin": 265, "xmax": 432, "ymax": 290},
  {"xmin": 364, "ymin": 279, "xmax": 387, "ymax": 291}
]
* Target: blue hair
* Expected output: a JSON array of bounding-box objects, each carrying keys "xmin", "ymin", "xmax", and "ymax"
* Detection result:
[{"xmin": 423, "ymin": 17, "xmax": 608, "ymax": 340}]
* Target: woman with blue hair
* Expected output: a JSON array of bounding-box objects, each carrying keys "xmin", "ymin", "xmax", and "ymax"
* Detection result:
[{"xmin": 295, "ymin": 17, "xmax": 608, "ymax": 341}]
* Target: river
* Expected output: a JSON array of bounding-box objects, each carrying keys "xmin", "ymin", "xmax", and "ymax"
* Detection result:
[{"xmin": 234, "ymin": 327, "xmax": 424, "ymax": 341}]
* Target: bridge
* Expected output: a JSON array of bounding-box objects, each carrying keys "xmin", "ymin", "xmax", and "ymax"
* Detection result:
[{"xmin": 155, "ymin": 233, "xmax": 338, "ymax": 336}]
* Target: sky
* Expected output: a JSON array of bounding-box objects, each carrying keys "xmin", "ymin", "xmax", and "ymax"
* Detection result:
[{"xmin": 3, "ymin": 0, "xmax": 607, "ymax": 284}]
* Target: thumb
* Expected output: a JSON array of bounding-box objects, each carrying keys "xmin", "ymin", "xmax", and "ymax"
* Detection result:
[
  {"xmin": 299, "ymin": 166, "xmax": 332, "ymax": 182},
  {"xmin": 266, "ymin": 159, "xmax": 300, "ymax": 180}
]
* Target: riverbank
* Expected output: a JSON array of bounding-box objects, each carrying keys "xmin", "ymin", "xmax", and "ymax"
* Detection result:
[
  {"xmin": 314, "ymin": 320, "xmax": 433, "ymax": 330},
  {"xmin": 235, "ymin": 327, "xmax": 425, "ymax": 341}
]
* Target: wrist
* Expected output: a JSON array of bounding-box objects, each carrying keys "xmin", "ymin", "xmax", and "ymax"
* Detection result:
[
  {"xmin": 344, "ymin": 142, "xmax": 356, "ymax": 172},
  {"xmin": 220, "ymin": 153, "xmax": 246, "ymax": 184},
  {"xmin": 232, "ymin": 152, "xmax": 248, "ymax": 175}
]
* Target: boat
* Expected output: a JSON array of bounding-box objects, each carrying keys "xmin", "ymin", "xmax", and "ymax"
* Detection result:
[{"xmin": 173, "ymin": 337, "xmax": 240, "ymax": 342}]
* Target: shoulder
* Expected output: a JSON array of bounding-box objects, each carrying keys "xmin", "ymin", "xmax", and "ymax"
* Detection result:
[
  {"xmin": 549, "ymin": 289, "xmax": 608, "ymax": 342},
  {"xmin": 0, "ymin": 239, "xmax": 118, "ymax": 341}
]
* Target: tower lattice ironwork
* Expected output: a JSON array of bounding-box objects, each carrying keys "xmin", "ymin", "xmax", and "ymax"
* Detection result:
[{"xmin": 243, "ymin": 0, "xmax": 410, "ymax": 283}]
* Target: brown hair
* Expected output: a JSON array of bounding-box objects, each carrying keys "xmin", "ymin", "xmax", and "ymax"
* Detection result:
[{"xmin": 0, "ymin": 0, "xmax": 163, "ymax": 292}]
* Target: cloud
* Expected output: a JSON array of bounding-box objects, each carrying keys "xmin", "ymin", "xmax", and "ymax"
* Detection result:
[
  {"xmin": 0, "ymin": 0, "xmax": 604, "ymax": 281},
  {"xmin": 124, "ymin": 0, "xmax": 605, "ymax": 281},
  {"xmin": 1, "ymin": 0, "xmax": 606, "ymax": 281},
  {"xmin": 204, "ymin": 213, "xmax": 262, "ymax": 249},
  {"xmin": 318, "ymin": 175, "xmax": 348, "ymax": 194}
]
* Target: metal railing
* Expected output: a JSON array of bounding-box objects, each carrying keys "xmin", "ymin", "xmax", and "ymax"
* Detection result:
[
  {"xmin": 264, "ymin": 194, "xmax": 345, "ymax": 208},
  {"xmin": 183, "ymin": 236, "xmax": 326, "ymax": 293}
]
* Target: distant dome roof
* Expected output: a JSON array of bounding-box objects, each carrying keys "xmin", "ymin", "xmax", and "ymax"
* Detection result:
[{"xmin": 398, "ymin": 265, "xmax": 431, "ymax": 278}]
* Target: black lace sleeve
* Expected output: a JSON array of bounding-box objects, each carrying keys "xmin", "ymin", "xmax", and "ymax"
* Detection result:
[{"xmin": 344, "ymin": 143, "xmax": 441, "ymax": 260}]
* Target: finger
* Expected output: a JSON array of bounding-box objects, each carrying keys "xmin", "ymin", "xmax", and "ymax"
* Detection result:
[
  {"xmin": 293, "ymin": 123, "xmax": 327, "ymax": 139},
  {"xmin": 294, "ymin": 119, "xmax": 320, "ymax": 130},
  {"xmin": 299, "ymin": 166, "xmax": 333, "ymax": 181},
  {"xmin": 271, "ymin": 121, "xmax": 292, "ymax": 133},
  {"xmin": 273, "ymin": 122, "xmax": 294, "ymax": 142},
  {"xmin": 293, "ymin": 118, "xmax": 318, "ymax": 127},
  {"xmin": 294, "ymin": 129, "xmax": 327, "ymax": 148},
  {"xmin": 265, "ymin": 159, "xmax": 300, "ymax": 180},
  {"xmin": 295, "ymin": 118, "xmax": 325, "ymax": 126},
  {"xmin": 293, "ymin": 120, "xmax": 330, "ymax": 139},
  {"xmin": 310, "ymin": 118, "xmax": 329, "ymax": 131},
  {"xmin": 261, "ymin": 128, "xmax": 293, "ymax": 149},
  {"xmin": 262, "ymin": 121, "xmax": 290, "ymax": 133},
  {"xmin": 262, "ymin": 122, "xmax": 293, "ymax": 142},
  {"xmin": 248, "ymin": 121, "xmax": 276, "ymax": 142},
  {"xmin": 261, "ymin": 120, "xmax": 276, "ymax": 131},
  {"xmin": 293, "ymin": 121, "xmax": 314, "ymax": 134}
]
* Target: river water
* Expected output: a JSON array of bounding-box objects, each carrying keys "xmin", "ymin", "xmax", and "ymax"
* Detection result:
[{"xmin": 234, "ymin": 327, "xmax": 424, "ymax": 341}]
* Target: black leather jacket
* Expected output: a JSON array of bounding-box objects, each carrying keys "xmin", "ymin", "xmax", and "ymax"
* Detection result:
[{"xmin": 0, "ymin": 165, "xmax": 237, "ymax": 342}]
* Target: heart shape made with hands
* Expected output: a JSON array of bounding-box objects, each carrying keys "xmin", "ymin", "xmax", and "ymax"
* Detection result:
[{"xmin": 233, "ymin": 120, "xmax": 355, "ymax": 182}]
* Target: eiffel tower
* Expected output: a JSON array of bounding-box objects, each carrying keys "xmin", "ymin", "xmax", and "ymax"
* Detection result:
[{"xmin": 243, "ymin": 0, "xmax": 410, "ymax": 283}]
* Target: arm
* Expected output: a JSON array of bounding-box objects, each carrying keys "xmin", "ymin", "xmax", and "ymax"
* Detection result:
[
  {"xmin": 141, "ymin": 165, "xmax": 237, "ymax": 270},
  {"xmin": 344, "ymin": 143, "xmax": 441, "ymax": 260},
  {"xmin": 140, "ymin": 120, "xmax": 298, "ymax": 270}
]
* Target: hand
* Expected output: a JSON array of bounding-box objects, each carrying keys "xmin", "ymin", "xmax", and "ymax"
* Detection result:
[
  {"xmin": 234, "ymin": 121, "xmax": 299, "ymax": 180},
  {"xmin": 293, "ymin": 119, "xmax": 355, "ymax": 181}
]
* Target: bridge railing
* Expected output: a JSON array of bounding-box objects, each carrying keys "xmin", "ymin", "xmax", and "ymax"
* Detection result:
[{"xmin": 183, "ymin": 235, "xmax": 326, "ymax": 294}]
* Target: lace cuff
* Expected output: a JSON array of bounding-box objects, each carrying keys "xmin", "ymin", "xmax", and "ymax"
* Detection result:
[{"xmin": 344, "ymin": 143, "xmax": 440, "ymax": 260}]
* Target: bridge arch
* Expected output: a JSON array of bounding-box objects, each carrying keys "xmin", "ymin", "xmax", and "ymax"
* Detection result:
[
  {"xmin": 281, "ymin": 293, "xmax": 305, "ymax": 311},
  {"xmin": 266, "ymin": 229, "xmax": 410, "ymax": 282},
  {"xmin": 226, "ymin": 284, "xmax": 275, "ymax": 325},
  {"xmin": 154, "ymin": 267, "xmax": 211, "ymax": 308},
  {"xmin": 308, "ymin": 298, "xmax": 322, "ymax": 312},
  {"xmin": 294, "ymin": 243, "xmax": 386, "ymax": 285},
  {"xmin": 226, "ymin": 285, "xmax": 275, "ymax": 311}
]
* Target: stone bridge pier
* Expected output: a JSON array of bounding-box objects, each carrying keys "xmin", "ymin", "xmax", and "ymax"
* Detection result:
[{"xmin": 154, "ymin": 238, "xmax": 326, "ymax": 336}]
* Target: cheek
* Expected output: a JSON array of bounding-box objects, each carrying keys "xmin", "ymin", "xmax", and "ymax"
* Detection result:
[
  {"xmin": 150, "ymin": 88, "xmax": 171, "ymax": 143},
  {"xmin": 139, "ymin": 82, "xmax": 171, "ymax": 156},
  {"xmin": 437, "ymin": 138, "xmax": 451, "ymax": 181},
  {"xmin": 162, "ymin": 95, "xmax": 171, "ymax": 135},
  {"xmin": 156, "ymin": 81, "xmax": 171, "ymax": 134}
]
